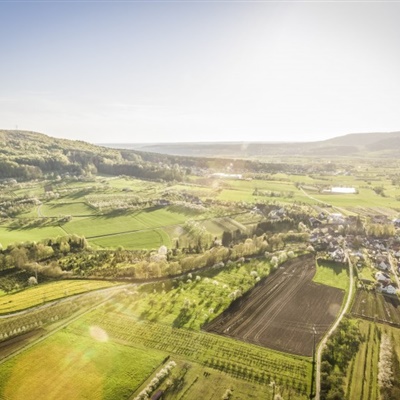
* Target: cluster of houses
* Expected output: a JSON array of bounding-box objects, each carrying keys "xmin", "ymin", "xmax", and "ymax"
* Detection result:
[{"xmin": 307, "ymin": 212, "xmax": 400, "ymax": 296}]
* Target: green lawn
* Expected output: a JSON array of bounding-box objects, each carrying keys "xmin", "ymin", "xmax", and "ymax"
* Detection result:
[
  {"xmin": 313, "ymin": 259, "xmax": 349, "ymax": 291},
  {"xmin": 0, "ymin": 330, "xmax": 165, "ymax": 400}
]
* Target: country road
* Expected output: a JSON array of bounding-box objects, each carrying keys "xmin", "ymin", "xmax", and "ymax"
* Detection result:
[{"xmin": 315, "ymin": 249, "xmax": 354, "ymax": 399}]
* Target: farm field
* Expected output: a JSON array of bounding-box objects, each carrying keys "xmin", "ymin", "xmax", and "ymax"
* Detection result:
[
  {"xmin": 0, "ymin": 280, "xmax": 119, "ymax": 314},
  {"xmin": 0, "ymin": 224, "xmax": 66, "ymax": 247},
  {"xmin": 343, "ymin": 319, "xmax": 400, "ymax": 400},
  {"xmin": 313, "ymin": 259, "xmax": 349, "ymax": 291},
  {"xmin": 68, "ymin": 310, "xmax": 311, "ymax": 397},
  {"xmin": 0, "ymin": 330, "xmax": 165, "ymax": 400},
  {"xmin": 90, "ymin": 228, "xmax": 171, "ymax": 249},
  {"xmin": 344, "ymin": 319, "xmax": 380, "ymax": 400},
  {"xmin": 62, "ymin": 207, "xmax": 188, "ymax": 238},
  {"xmin": 204, "ymin": 255, "xmax": 345, "ymax": 356},
  {"xmin": 136, "ymin": 357, "xmax": 301, "ymax": 400},
  {"xmin": 112, "ymin": 258, "xmax": 273, "ymax": 330},
  {"xmin": 39, "ymin": 202, "xmax": 96, "ymax": 217},
  {"xmin": 351, "ymin": 289, "xmax": 400, "ymax": 326}
]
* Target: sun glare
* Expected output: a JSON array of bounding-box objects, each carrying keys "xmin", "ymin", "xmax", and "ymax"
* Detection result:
[{"xmin": 89, "ymin": 326, "xmax": 109, "ymax": 343}]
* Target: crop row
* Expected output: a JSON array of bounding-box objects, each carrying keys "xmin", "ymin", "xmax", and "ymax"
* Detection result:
[
  {"xmin": 0, "ymin": 293, "xmax": 105, "ymax": 343},
  {"xmin": 0, "ymin": 280, "xmax": 118, "ymax": 314},
  {"xmin": 71, "ymin": 311, "xmax": 311, "ymax": 394}
]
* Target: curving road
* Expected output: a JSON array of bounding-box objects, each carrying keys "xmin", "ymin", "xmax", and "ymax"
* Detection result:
[{"xmin": 315, "ymin": 249, "xmax": 354, "ymax": 400}]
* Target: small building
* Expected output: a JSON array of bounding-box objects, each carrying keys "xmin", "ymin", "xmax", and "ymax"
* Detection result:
[
  {"xmin": 377, "ymin": 260, "xmax": 390, "ymax": 271},
  {"xmin": 375, "ymin": 271, "xmax": 391, "ymax": 283}
]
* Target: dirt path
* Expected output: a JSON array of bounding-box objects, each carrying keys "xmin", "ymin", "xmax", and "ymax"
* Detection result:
[
  {"xmin": 299, "ymin": 186, "xmax": 349, "ymax": 216},
  {"xmin": 315, "ymin": 249, "xmax": 354, "ymax": 399}
]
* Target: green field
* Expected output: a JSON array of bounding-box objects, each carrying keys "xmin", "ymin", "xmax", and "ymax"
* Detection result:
[
  {"xmin": 70, "ymin": 309, "xmax": 311, "ymax": 396},
  {"xmin": 90, "ymin": 228, "xmax": 171, "ymax": 250},
  {"xmin": 0, "ymin": 225, "xmax": 66, "ymax": 247},
  {"xmin": 0, "ymin": 330, "xmax": 165, "ymax": 400},
  {"xmin": 137, "ymin": 357, "xmax": 303, "ymax": 400},
  {"xmin": 40, "ymin": 202, "xmax": 96, "ymax": 217},
  {"xmin": 114, "ymin": 258, "xmax": 271, "ymax": 330},
  {"xmin": 344, "ymin": 320, "xmax": 380, "ymax": 400},
  {"xmin": 62, "ymin": 208, "xmax": 188, "ymax": 238},
  {"xmin": 0, "ymin": 280, "xmax": 118, "ymax": 314},
  {"xmin": 313, "ymin": 259, "xmax": 349, "ymax": 291}
]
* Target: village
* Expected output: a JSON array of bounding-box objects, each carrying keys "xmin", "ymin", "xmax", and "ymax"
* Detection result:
[{"xmin": 307, "ymin": 211, "xmax": 400, "ymax": 296}]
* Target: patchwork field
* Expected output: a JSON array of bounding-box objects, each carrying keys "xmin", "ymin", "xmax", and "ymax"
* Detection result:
[{"xmin": 204, "ymin": 255, "xmax": 345, "ymax": 356}]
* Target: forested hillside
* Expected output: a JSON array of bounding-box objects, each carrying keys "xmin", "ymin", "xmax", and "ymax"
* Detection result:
[
  {"xmin": 0, "ymin": 130, "xmax": 185, "ymax": 181},
  {"xmin": 0, "ymin": 130, "xmax": 314, "ymax": 182}
]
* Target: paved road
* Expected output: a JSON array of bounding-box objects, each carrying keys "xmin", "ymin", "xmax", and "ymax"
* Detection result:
[{"xmin": 315, "ymin": 249, "xmax": 354, "ymax": 400}]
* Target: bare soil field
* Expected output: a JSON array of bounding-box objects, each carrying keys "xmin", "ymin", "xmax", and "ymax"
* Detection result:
[
  {"xmin": 204, "ymin": 255, "xmax": 345, "ymax": 356},
  {"xmin": 351, "ymin": 289, "xmax": 400, "ymax": 327}
]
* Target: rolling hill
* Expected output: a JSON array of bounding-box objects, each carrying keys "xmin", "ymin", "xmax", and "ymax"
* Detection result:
[{"xmin": 104, "ymin": 131, "xmax": 400, "ymax": 158}]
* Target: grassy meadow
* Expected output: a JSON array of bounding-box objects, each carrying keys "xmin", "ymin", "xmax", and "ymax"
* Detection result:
[{"xmin": 313, "ymin": 259, "xmax": 349, "ymax": 291}]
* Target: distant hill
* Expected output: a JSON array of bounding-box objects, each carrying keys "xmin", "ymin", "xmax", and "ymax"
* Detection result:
[
  {"xmin": 0, "ymin": 130, "xmax": 187, "ymax": 181},
  {"xmin": 104, "ymin": 131, "xmax": 400, "ymax": 158},
  {"xmin": 0, "ymin": 130, "xmax": 297, "ymax": 182}
]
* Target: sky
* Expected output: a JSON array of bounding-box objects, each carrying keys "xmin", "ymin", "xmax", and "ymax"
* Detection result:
[{"xmin": 1, "ymin": 1, "xmax": 400, "ymax": 144}]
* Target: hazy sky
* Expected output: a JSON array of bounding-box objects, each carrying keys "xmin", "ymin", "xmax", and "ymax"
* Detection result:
[{"xmin": 1, "ymin": 1, "xmax": 400, "ymax": 144}]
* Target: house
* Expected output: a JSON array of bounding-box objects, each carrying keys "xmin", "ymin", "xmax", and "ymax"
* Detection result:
[
  {"xmin": 375, "ymin": 271, "xmax": 391, "ymax": 283},
  {"xmin": 381, "ymin": 283, "xmax": 397, "ymax": 295},
  {"xmin": 330, "ymin": 248, "xmax": 345, "ymax": 262},
  {"xmin": 377, "ymin": 260, "xmax": 390, "ymax": 271},
  {"xmin": 393, "ymin": 250, "xmax": 400, "ymax": 259}
]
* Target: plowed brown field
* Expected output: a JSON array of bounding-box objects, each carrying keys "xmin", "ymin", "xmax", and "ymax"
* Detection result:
[{"xmin": 204, "ymin": 254, "xmax": 345, "ymax": 356}]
